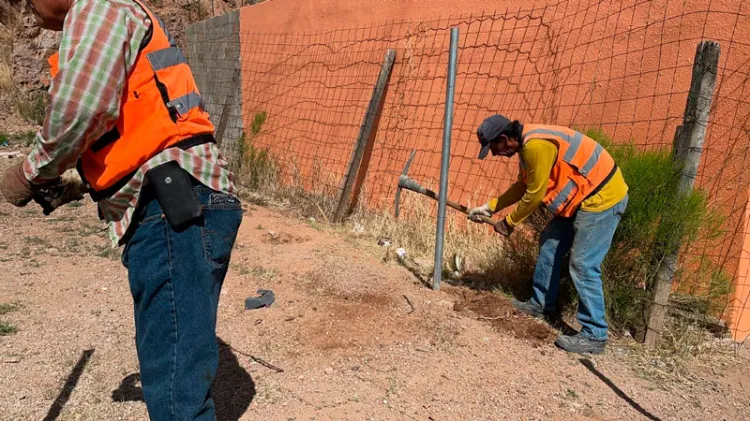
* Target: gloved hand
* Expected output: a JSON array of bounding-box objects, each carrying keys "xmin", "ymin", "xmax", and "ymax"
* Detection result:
[
  {"xmin": 493, "ymin": 217, "xmax": 514, "ymax": 237},
  {"xmin": 0, "ymin": 162, "xmax": 34, "ymax": 207},
  {"xmin": 32, "ymin": 169, "xmax": 88, "ymax": 215},
  {"xmin": 467, "ymin": 202, "xmax": 493, "ymax": 222}
]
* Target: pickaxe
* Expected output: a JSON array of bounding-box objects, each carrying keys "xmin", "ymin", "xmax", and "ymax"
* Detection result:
[{"xmin": 394, "ymin": 149, "xmax": 495, "ymax": 225}]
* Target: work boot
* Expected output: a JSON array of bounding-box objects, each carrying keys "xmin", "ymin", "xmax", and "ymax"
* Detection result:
[
  {"xmin": 511, "ymin": 298, "xmax": 547, "ymax": 319},
  {"xmin": 554, "ymin": 334, "xmax": 606, "ymax": 355}
]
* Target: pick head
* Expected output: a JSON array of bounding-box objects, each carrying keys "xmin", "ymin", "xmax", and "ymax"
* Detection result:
[
  {"xmin": 395, "ymin": 149, "xmax": 418, "ymax": 218},
  {"xmin": 401, "ymin": 149, "xmax": 417, "ymax": 176}
]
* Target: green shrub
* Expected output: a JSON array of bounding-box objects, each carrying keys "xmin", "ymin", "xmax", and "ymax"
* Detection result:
[
  {"xmin": 586, "ymin": 128, "xmax": 731, "ymax": 331},
  {"xmin": 237, "ymin": 111, "xmax": 276, "ymax": 190}
]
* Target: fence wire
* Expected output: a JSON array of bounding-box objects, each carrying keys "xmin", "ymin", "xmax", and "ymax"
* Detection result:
[{"xmin": 190, "ymin": 0, "xmax": 750, "ymax": 340}]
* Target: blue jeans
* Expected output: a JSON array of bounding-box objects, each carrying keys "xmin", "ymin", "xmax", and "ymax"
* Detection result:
[
  {"xmin": 531, "ymin": 195, "xmax": 628, "ymax": 341},
  {"xmin": 121, "ymin": 184, "xmax": 243, "ymax": 420}
]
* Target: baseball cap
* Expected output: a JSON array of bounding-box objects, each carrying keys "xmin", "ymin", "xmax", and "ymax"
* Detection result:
[{"xmin": 476, "ymin": 114, "xmax": 511, "ymax": 159}]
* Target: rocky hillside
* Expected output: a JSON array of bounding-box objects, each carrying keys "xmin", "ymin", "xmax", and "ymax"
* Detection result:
[{"xmin": 0, "ymin": 0, "xmax": 242, "ymax": 133}]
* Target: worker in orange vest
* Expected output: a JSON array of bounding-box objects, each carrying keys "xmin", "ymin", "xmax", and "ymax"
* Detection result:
[
  {"xmin": 468, "ymin": 114, "xmax": 629, "ymax": 355},
  {"xmin": 0, "ymin": 0, "xmax": 242, "ymax": 419}
]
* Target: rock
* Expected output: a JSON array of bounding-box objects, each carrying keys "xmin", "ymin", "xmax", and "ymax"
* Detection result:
[
  {"xmin": 1, "ymin": 355, "xmax": 21, "ymax": 363},
  {"xmin": 13, "ymin": 16, "xmax": 59, "ymax": 91},
  {"xmin": 324, "ymin": 367, "xmax": 334, "ymax": 375},
  {"xmin": 395, "ymin": 248, "xmax": 407, "ymax": 259}
]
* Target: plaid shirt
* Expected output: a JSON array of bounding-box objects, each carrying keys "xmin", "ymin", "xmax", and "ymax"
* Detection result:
[{"xmin": 22, "ymin": 0, "xmax": 236, "ymax": 246}]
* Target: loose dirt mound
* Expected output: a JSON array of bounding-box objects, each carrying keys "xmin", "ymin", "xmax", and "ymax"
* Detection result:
[{"xmin": 452, "ymin": 290, "xmax": 556, "ymax": 346}]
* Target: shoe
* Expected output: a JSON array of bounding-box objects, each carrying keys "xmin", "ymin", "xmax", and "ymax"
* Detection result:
[
  {"xmin": 554, "ymin": 334, "xmax": 606, "ymax": 355},
  {"xmin": 511, "ymin": 299, "xmax": 547, "ymax": 318}
]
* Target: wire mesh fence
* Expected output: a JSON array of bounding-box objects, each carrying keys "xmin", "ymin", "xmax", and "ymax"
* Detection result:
[{"xmin": 189, "ymin": 0, "xmax": 750, "ymax": 341}]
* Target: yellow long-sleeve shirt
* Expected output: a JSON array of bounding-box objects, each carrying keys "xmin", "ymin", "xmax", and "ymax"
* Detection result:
[{"xmin": 488, "ymin": 138, "xmax": 628, "ymax": 226}]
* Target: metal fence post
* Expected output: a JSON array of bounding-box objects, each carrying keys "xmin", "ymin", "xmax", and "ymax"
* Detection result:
[
  {"xmin": 432, "ymin": 27, "xmax": 459, "ymax": 291},
  {"xmin": 643, "ymin": 40, "xmax": 720, "ymax": 346}
]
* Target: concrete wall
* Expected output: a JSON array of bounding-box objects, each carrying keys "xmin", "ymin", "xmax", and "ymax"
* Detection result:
[{"xmin": 186, "ymin": 11, "xmax": 244, "ymax": 167}]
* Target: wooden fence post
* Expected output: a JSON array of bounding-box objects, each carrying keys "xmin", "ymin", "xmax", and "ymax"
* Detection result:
[
  {"xmin": 333, "ymin": 49, "xmax": 396, "ymax": 223},
  {"xmin": 643, "ymin": 40, "xmax": 720, "ymax": 347}
]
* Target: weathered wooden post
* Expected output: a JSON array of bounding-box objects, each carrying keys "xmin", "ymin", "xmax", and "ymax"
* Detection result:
[
  {"xmin": 333, "ymin": 49, "xmax": 396, "ymax": 223},
  {"xmin": 643, "ymin": 40, "xmax": 720, "ymax": 347}
]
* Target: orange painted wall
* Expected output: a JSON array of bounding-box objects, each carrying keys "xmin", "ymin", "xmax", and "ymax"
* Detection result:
[{"xmin": 238, "ymin": 0, "xmax": 750, "ymax": 340}]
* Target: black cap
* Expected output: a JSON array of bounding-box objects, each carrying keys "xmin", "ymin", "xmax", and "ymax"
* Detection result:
[{"xmin": 476, "ymin": 114, "xmax": 511, "ymax": 160}]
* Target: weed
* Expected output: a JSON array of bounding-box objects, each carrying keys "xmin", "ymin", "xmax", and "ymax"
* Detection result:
[
  {"xmin": 0, "ymin": 322, "xmax": 17, "ymax": 336},
  {"xmin": 236, "ymin": 111, "xmax": 277, "ymax": 190},
  {"xmin": 250, "ymin": 265, "xmax": 278, "ymax": 280},
  {"xmin": 0, "ymin": 301, "xmax": 20, "ymax": 315}
]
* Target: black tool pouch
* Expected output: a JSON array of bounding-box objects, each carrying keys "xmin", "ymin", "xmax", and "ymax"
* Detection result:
[{"xmin": 145, "ymin": 161, "xmax": 203, "ymax": 232}]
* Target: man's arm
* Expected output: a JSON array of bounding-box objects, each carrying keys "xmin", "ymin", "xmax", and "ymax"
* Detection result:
[
  {"xmin": 23, "ymin": 0, "xmax": 148, "ymax": 184},
  {"xmin": 488, "ymin": 178, "xmax": 526, "ymax": 213},
  {"xmin": 505, "ymin": 139, "xmax": 557, "ymax": 226}
]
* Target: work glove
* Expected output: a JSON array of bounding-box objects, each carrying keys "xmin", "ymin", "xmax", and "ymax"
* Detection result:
[
  {"xmin": 32, "ymin": 169, "xmax": 88, "ymax": 215},
  {"xmin": 0, "ymin": 162, "xmax": 34, "ymax": 207},
  {"xmin": 493, "ymin": 217, "xmax": 514, "ymax": 237},
  {"xmin": 467, "ymin": 202, "xmax": 493, "ymax": 223}
]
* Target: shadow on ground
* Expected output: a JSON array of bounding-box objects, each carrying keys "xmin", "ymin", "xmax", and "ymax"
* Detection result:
[
  {"xmin": 580, "ymin": 358, "xmax": 662, "ymax": 421},
  {"xmin": 111, "ymin": 337, "xmax": 255, "ymax": 421},
  {"xmin": 43, "ymin": 349, "xmax": 95, "ymax": 421}
]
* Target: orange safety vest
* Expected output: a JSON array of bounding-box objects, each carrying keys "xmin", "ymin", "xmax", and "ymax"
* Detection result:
[
  {"xmin": 520, "ymin": 124, "xmax": 617, "ymax": 217},
  {"xmin": 47, "ymin": 0, "xmax": 214, "ymax": 201}
]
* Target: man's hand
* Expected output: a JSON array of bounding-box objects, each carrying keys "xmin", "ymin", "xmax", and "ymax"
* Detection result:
[
  {"xmin": 467, "ymin": 203, "xmax": 492, "ymax": 223},
  {"xmin": 32, "ymin": 170, "xmax": 88, "ymax": 215},
  {"xmin": 1, "ymin": 162, "xmax": 34, "ymax": 207},
  {"xmin": 493, "ymin": 217, "xmax": 514, "ymax": 237}
]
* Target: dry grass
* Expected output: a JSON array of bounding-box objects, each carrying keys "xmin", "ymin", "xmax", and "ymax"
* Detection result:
[{"xmin": 620, "ymin": 322, "xmax": 742, "ymax": 390}]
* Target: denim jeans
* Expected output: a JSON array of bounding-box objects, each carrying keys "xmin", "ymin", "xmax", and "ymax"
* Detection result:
[
  {"xmin": 530, "ymin": 194, "xmax": 628, "ymax": 341},
  {"xmin": 121, "ymin": 183, "xmax": 243, "ymax": 420}
]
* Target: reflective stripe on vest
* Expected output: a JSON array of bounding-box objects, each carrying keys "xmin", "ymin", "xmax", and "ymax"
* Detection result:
[{"xmin": 521, "ymin": 124, "xmax": 616, "ymax": 217}]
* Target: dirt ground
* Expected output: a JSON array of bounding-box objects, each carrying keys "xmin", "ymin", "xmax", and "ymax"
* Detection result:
[{"xmin": 0, "ymin": 152, "xmax": 749, "ymax": 421}]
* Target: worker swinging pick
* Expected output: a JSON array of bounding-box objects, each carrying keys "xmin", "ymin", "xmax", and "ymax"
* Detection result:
[{"xmin": 468, "ymin": 114, "xmax": 629, "ymax": 355}]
